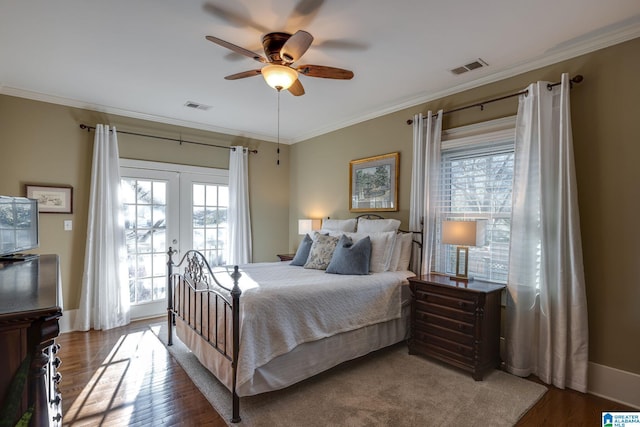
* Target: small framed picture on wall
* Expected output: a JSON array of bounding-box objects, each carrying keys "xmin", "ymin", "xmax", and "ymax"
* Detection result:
[{"xmin": 26, "ymin": 184, "xmax": 73, "ymax": 214}]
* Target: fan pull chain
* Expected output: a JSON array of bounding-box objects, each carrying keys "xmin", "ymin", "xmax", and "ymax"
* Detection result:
[{"xmin": 276, "ymin": 88, "xmax": 281, "ymax": 166}]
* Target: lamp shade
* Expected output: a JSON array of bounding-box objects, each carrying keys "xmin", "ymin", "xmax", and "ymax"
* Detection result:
[
  {"xmin": 441, "ymin": 220, "xmax": 484, "ymax": 246},
  {"xmin": 262, "ymin": 64, "xmax": 298, "ymax": 90},
  {"xmin": 298, "ymin": 219, "xmax": 322, "ymax": 235}
]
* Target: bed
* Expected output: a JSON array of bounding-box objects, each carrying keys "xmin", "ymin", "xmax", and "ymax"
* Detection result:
[{"xmin": 167, "ymin": 215, "xmax": 421, "ymax": 423}]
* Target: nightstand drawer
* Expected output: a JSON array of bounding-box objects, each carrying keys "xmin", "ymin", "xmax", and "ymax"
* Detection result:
[
  {"xmin": 413, "ymin": 287, "xmax": 478, "ymax": 313},
  {"xmin": 421, "ymin": 342, "xmax": 475, "ymax": 368},
  {"xmin": 413, "ymin": 320, "xmax": 475, "ymax": 346},
  {"xmin": 412, "ymin": 329, "xmax": 474, "ymax": 359},
  {"xmin": 414, "ymin": 299, "xmax": 476, "ymax": 324},
  {"xmin": 413, "ymin": 310, "xmax": 475, "ymax": 336}
]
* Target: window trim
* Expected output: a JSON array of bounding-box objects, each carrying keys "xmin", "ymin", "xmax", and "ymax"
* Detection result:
[
  {"xmin": 120, "ymin": 158, "xmax": 229, "ymax": 179},
  {"xmin": 441, "ymin": 116, "xmax": 516, "ymax": 145}
]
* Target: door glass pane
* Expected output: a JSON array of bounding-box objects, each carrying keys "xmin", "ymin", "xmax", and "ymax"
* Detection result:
[
  {"xmin": 193, "ymin": 207, "xmax": 205, "ymax": 227},
  {"xmin": 152, "ymin": 229, "xmax": 166, "ymax": 252},
  {"xmin": 122, "ymin": 178, "xmax": 168, "ymax": 305},
  {"xmin": 193, "ymin": 229, "xmax": 205, "ymax": 249},
  {"xmin": 193, "ymin": 184, "xmax": 205, "ymax": 205},
  {"xmin": 136, "ymin": 181, "xmax": 152, "ymax": 203},
  {"xmin": 206, "ymin": 185, "xmax": 218, "ymax": 206},
  {"xmin": 218, "ymin": 186, "xmax": 229, "ymax": 207},
  {"xmin": 152, "ymin": 181, "xmax": 166, "ymax": 204}
]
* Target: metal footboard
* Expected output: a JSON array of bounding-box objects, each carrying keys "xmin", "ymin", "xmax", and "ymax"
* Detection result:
[{"xmin": 167, "ymin": 248, "xmax": 242, "ymax": 423}]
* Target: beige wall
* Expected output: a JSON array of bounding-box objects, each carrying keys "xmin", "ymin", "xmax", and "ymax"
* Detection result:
[
  {"xmin": 0, "ymin": 96, "xmax": 290, "ymax": 310},
  {"xmin": 290, "ymin": 37, "xmax": 640, "ymax": 375}
]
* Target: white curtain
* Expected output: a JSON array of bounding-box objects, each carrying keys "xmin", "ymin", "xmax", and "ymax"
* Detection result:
[
  {"xmin": 75, "ymin": 125, "xmax": 130, "ymax": 331},
  {"xmin": 410, "ymin": 110, "xmax": 443, "ymax": 274},
  {"xmin": 505, "ymin": 74, "xmax": 589, "ymax": 392},
  {"xmin": 228, "ymin": 146, "xmax": 252, "ymax": 265}
]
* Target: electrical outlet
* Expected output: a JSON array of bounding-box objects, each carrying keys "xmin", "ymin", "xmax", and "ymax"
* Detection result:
[{"xmin": 64, "ymin": 220, "xmax": 72, "ymax": 231}]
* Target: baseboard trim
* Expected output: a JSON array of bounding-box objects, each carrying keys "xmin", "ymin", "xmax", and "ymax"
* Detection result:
[
  {"xmin": 59, "ymin": 308, "xmax": 163, "ymax": 334},
  {"xmin": 588, "ymin": 362, "xmax": 640, "ymax": 409},
  {"xmin": 60, "ymin": 308, "xmax": 77, "ymax": 334}
]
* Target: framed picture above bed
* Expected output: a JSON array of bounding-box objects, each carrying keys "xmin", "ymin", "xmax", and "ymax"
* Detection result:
[{"xmin": 349, "ymin": 152, "xmax": 398, "ymax": 212}]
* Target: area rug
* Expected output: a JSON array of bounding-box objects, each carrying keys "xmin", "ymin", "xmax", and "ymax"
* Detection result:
[{"xmin": 150, "ymin": 322, "xmax": 546, "ymax": 426}]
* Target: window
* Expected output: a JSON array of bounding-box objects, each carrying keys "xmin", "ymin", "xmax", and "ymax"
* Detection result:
[{"xmin": 434, "ymin": 117, "xmax": 515, "ymax": 283}]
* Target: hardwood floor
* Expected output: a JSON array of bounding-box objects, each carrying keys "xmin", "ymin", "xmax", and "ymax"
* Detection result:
[
  {"xmin": 515, "ymin": 378, "xmax": 634, "ymax": 426},
  {"xmin": 57, "ymin": 317, "xmax": 635, "ymax": 426},
  {"xmin": 58, "ymin": 318, "xmax": 225, "ymax": 426}
]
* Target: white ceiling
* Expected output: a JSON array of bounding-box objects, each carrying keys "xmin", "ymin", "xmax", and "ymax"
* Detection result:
[{"xmin": 1, "ymin": 1, "xmax": 639, "ymax": 144}]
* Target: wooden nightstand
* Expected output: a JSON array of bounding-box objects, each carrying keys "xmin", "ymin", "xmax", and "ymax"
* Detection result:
[
  {"xmin": 408, "ymin": 274, "xmax": 505, "ymax": 380},
  {"xmin": 277, "ymin": 253, "xmax": 295, "ymax": 261}
]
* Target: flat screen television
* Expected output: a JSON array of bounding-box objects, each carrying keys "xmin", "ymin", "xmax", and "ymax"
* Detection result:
[{"xmin": 0, "ymin": 196, "xmax": 39, "ymax": 260}]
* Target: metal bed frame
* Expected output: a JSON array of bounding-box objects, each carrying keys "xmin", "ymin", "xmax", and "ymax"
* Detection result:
[
  {"xmin": 166, "ymin": 214, "xmax": 422, "ymax": 423},
  {"xmin": 167, "ymin": 249, "xmax": 243, "ymax": 422}
]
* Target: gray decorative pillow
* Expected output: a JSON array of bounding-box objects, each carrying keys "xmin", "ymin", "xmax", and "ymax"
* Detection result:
[
  {"xmin": 290, "ymin": 233, "xmax": 313, "ymax": 266},
  {"xmin": 326, "ymin": 235, "xmax": 372, "ymax": 275},
  {"xmin": 304, "ymin": 233, "xmax": 339, "ymax": 270}
]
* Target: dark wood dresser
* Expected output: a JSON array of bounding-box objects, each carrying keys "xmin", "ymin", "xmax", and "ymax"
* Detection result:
[
  {"xmin": 0, "ymin": 255, "xmax": 63, "ymax": 426},
  {"xmin": 408, "ymin": 274, "xmax": 505, "ymax": 380}
]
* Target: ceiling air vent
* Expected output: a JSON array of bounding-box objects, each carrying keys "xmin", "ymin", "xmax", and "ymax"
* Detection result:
[
  {"xmin": 450, "ymin": 58, "xmax": 488, "ymax": 75},
  {"xmin": 184, "ymin": 101, "xmax": 212, "ymax": 111}
]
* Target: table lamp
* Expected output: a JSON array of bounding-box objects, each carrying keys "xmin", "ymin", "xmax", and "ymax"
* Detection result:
[
  {"xmin": 441, "ymin": 220, "xmax": 484, "ymax": 280},
  {"xmin": 298, "ymin": 219, "xmax": 322, "ymax": 235}
]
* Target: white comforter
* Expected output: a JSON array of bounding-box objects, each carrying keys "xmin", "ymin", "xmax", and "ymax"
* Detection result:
[{"xmin": 214, "ymin": 262, "xmax": 414, "ymax": 391}]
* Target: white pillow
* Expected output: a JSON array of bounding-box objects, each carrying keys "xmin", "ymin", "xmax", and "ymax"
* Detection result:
[
  {"xmin": 397, "ymin": 233, "xmax": 413, "ymax": 271},
  {"xmin": 357, "ymin": 218, "xmax": 401, "ymax": 233},
  {"xmin": 321, "ymin": 218, "xmax": 357, "ymax": 232},
  {"xmin": 388, "ymin": 233, "xmax": 403, "ymax": 271},
  {"xmin": 320, "ymin": 229, "xmax": 344, "ymax": 238},
  {"xmin": 346, "ymin": 231, "xmax": 396, "ymax": 273}
]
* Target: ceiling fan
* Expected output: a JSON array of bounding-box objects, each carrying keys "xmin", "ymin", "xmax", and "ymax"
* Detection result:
[{"xmin": 205, "ymin": 30, "xmax": 354, "ymax": 96}]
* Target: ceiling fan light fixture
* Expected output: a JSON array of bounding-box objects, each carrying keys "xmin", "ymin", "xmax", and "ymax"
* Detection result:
[{"xmin": 262, "ymin": 64, "xmax": 298, "ymax": 91}]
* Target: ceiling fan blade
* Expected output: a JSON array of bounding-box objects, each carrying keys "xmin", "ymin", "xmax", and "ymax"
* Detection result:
[
  {"xmin": 286, "ymin": 0, "xmax": 325, "ymax": 31},
  {"xmin": 206, "ymin": 35, "xmax": 266, "ymax": 63},
  {"xmin": 224, "ymin": 69, "xmax": 262, "ymax": 80},
  {"xmin": 280, "ymin": 30, "xmax": 314, "ymax": 63},
  {"xmin": 288, "ymin": 79, "xmax": 305, "ymax": 96},
  {"xmin": 202, "ymin": 3, "xmax": 270, "ymax": 34},
  {"xmin": 297, "ymin": 65, "xmax": 354, "ymax": 80}
]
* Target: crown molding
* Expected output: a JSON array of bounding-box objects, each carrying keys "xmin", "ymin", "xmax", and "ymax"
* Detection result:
[
  {"xmin": 0, "ymin": 86, "xmax": 282, "ymax": 144},
  {"xmin": 290, "ymin": 19, "xmax": 640, "ymax": 143}
]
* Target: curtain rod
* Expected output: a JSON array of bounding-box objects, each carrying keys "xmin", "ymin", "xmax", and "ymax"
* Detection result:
[
  {"xmin": 405, "ymin": 75, "xmax": 584, "ymax": 125},
  {"xmin": 78, "ymin": 124, "xmax": 258, "ymax": 154}
]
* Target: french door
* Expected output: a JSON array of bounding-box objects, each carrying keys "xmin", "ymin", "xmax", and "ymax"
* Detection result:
[{"xmin": 120, "ymin": 160, "xmax": 229, "ymax": 319}]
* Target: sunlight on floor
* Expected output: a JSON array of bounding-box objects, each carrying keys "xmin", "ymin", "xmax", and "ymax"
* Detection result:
[{"xmin": 64, "ymin": 329, "xmax": 169, "ymax": 426}]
